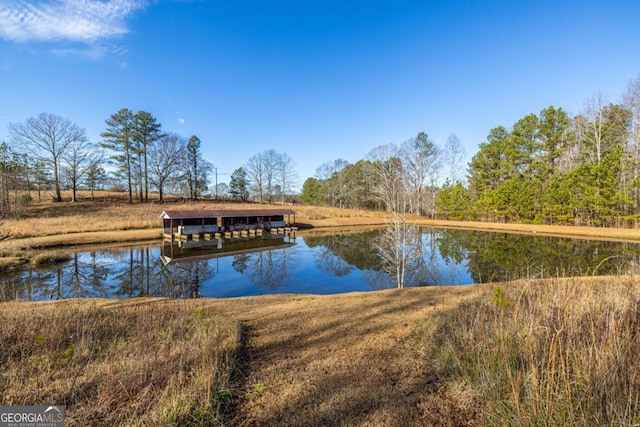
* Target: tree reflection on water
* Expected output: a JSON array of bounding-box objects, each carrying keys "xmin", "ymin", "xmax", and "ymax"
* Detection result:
[
  {"xmin": 232, "ymin": 249, "xmax": 297, "ymax": 290},
  {"xmin": 2, "ymin": 228, "xmax": 640, "ymax": 301}
]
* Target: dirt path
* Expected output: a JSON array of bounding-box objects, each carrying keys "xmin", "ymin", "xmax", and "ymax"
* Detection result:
[{"xmin": 205, "ymin": 286, "xmax": 477, "ymax": 426}]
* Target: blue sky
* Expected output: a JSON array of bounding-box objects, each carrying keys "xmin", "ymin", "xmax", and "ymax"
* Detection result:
[{"xmin": 1, "ymin": 0, "xmax": 639, "ymax": 187}]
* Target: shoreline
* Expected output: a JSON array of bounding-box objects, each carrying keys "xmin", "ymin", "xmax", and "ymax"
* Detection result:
[
  {"xmin": 3, "ymin": 214, "xmax": 639, "ymax": 423},
  {"xmin": 2, "ymin": 218, "xmax": 640, "ymax": 272}
]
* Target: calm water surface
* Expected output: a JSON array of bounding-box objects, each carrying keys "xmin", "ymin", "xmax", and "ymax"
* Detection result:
[{"xmin": 2, "ymin": 227, "xmax": 639, "ymax": 301}]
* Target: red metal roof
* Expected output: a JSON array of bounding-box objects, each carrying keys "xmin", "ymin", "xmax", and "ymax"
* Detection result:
[{"xmin": 160, "ymin": 209, "xmax": 297, "ymax": 219}]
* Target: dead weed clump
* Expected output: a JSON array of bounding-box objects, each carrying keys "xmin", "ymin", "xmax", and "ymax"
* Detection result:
[
  {"xmin": 30, "ymin": 250, "xmax": 71, "ymax": 265},
  {"xmin": 0, "ymin": 300, "xmax": 238, "ymax": 426},
  {"xmin": 417, "ymin": 276, "xmax": 640, "ymax": 426}
]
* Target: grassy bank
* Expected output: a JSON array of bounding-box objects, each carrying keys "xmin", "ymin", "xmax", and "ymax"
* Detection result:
[
  {"xmin": 2, "ymin": 278, "xmax": 640, "ymax": 425},
  {"xmin": 0, "ymin": 193, "xmax": 387, "ymax": 240},
  {"xmin": 416, "ymin": 276, "xmax": 640, "ymax": 426},
  {"xmin": 0, "ymin": 299, "xmax": 238, "ymax": 426}
]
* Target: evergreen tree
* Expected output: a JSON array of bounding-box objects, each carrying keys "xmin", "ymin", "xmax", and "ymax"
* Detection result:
[
  {"xmin": 468, "ymin": 126, "xmax": 513, "ymax": 197},
  {"xmin": 133, "ymin": 111, "xmax": 162, "ymax": 202},
  {"xmin": 101, "ymin": 108, "xmax": 135, "ymax": 203},
  {"xmin": 300, "ymin": 177, "xmax": 325, "ymax": 206},
  {"xmin": 186, "ymin": 135, "xmax": 200, "ymax": 200},
  {"xmin": 229, "ymin": 167, "xmax": 249, "ymax": 201},
  {"xmin": 538, "ymin": 105, "xmax": 571, "ymax": 175},
  {"xmin": 436, "ymin": 181, "xmax": 472, "ymax": 220},
  {"xmin": 0, "ymin": 143, "xmax": 22, "ymax": 218},
  {"xmin": 84, "ymin": 163, "xmax": 107, "ymax": 201}
]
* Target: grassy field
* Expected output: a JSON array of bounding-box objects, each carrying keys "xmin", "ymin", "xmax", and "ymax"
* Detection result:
[
  {"xmin": 0, "ymin": 191, "xmax": 387, "ymax": 240},
  {"xmin": 2, "ymin": 193, "xmax": 640, "ymax": 425},
  {"xmin": 416, "ymin": 276, "xmax": 640, "ymax": 426},
  {"xmin": 0, "ymin": 299, "xmax": 239, "ymax": 426},
  {"xmin": 2, "ymin": 278, "xmax": 639, "ymax": 426},
  {"xmin": 0, "ymin": 192, "xmax": 388, "ymax": 271}
]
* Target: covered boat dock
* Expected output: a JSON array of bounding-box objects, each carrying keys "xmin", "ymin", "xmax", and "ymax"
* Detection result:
[{"xmin": 160, "ymin": 208, "xmax": 298, "ymax": 241}]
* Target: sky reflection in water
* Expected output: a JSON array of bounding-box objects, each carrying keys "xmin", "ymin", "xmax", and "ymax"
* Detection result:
[{"xmin": 2, "ymin": 227, "xmax": 639, "ymax": 301}]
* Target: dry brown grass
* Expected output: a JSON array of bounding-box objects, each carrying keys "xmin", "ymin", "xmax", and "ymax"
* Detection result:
[
  {"xmin": 414, "ymin": 218, "xmax": 640, "ymax": 243},
  {"xmin": 153, "ymin": 287, "xmax": 477, "ymax": 426},
  {"xmin": 3, "ymin": 276, "xmax": 640, "ymax": 425},
  {"xmin": 0, "ymin": 192, "xmax": 389, "ymax": 271},
  {"xmin": 0, "ymin": 257, "xmax": 24, "ymax": 272},
  {"xmin": 2, "ymin": 191, "xmax": 387, "ymax": 239},
  {"xmin": 5, "ymin": 190, "xmax": 640, "ymax": 246},
  {"xmin": 0, "ymin": 288, "xmax": 478, "ymax": 426},
  {"xmin": 417, "ymin": 276, "xmax": 640, "ymax": 426},
  {"xmin": 4, "ymin": 191, "xmax": 640, "ymax": 424},
  {"xmin": 0, "ymin": 299, "xmax": 238, "ymax": 426}
]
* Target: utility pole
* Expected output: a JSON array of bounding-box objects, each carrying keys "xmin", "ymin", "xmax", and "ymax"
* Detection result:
[{"xmin": 215, "ymin": 167, "xmax": 218, "ymax": 200}]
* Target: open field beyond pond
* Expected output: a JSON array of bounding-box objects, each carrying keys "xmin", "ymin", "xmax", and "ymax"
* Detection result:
[{"xmin": 1, "ymin": 195, "xmax": 640, "ymax": 425}]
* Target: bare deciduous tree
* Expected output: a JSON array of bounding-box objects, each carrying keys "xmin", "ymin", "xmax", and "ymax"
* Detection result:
[
  {"xmin": 401, "ymin": 132, "xmax": 439, "ymax": 215},
  {"xmin": 315, "ymin": 159, "xmax": 349, "ymax": 207},
  {"xmin": 247, "ymin": 150, "xmax": 300, "ymax": 204},
  {"xmin": 149, "ymin": 133, "xmax": 186, "ymax": 203},
  {"xmin": 623, "ymin": 74, "xmax": 640, "ymax": 219},
  {"xmin": 262, "ymin": 149, "xmax": 279, "ymax": 203},
  {"xmin": 9, "ymin": 112, "xmax": 86, "ymax": 202},
  {"xmin": 580, "ymin": 93, "xmax": 629, "ymax": 164},
  {"xmin": 62, "ymin": 139, "xmax": 99, "ymax": 202},
  {"xmin": 375, "ymin": 184, "xmax": 421, "ymax": 288},
  {"xmin": 582, "ymin": 92, "xmax": 609, "ymax": 164},
  {"xmin": 276, "ymin": 152, "xmax": 299, "ymax": 204},
  {"xmin": 444, "ymin": 133, "xmax": 465, "ymax": 184},
  {"xmin": 246, "ymin": 152, "xmax": 266, "ymax": 203},
  {"xmin": 367, "ymin": 144, "xmax": 403, "ymax": 212}
]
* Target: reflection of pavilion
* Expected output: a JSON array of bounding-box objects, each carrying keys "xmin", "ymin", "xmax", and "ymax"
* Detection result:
[
  {"xmin": 159, "ymin": 209, "xmax": 298, "ymax": 265},
  {"xmin": 160, "ymin": 209, "xmax": 297, "ymax": 241},
  {"xmin": 160, "ymin": 235, "xmax": 295, "ymax": 265}
]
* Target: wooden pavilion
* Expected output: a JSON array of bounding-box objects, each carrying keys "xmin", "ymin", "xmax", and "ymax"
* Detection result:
[{"xmin": 160, "ymin": 208, "xmax": 297, "ymax": 240}]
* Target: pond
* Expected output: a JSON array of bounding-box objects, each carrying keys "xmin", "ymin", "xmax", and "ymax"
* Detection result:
[{"xmin": 2, "ymin": 227, "xmax": 640, "ymax": 301}]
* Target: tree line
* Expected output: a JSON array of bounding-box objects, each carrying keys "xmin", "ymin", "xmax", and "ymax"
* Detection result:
[
  {"xmin": 100, "ymin": 108, "xmax": 211, "ymax": 204},
  {"xmin": 0, "ymin": 109, "xmax": 300, "ymax": 218},
  {"xmin": 0, "ymin": 109, "xmax": 211, "ymax": 216},
  {"xmin": 227, "ymin": 150, "xmax": 298, "ymax": 204},
  {"xmin": 299, "ymin": 74, "xmax": 640, "ymax": 228},
  {"xmin": 3, "ymin": 73, "xmax": 640, "ymax": 228},
  {"xmin": 439, "ymin": 75, "xmax": 640, "ymax": 227},
  {"xmin": 298, "ymin": 131, "xmax": 464, "ymax": 217}
]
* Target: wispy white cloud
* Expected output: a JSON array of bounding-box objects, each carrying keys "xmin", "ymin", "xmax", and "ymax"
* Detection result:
[
  {"xmin": 51, "ymin": 42, "xmax": 127, "ymax": 59},
  {"xmin": 178, "ymin": 118, "xmax": 185, "ymax": 125},
  {"xmin": 0, "ymin": 0, "xmax": 147, "ymax": 43},
  {"xmin": 51, "ymin": 46, "xmax": 109, "ymax": 59}
]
